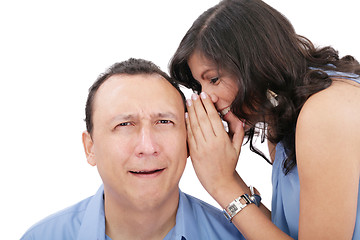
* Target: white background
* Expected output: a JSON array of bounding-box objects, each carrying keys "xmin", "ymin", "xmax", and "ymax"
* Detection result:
[{"xmin": 0, "ymin": 0, "xmax": 358, "ymax": 239}]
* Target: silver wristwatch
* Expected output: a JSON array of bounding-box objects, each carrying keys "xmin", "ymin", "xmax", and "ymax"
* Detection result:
[{"xmin": 223, "ymin": 194, "xmax": 254, "ymax": 222}]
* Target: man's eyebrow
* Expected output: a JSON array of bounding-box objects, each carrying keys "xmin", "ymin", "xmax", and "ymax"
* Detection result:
[
  {"xmin": 111, "ymin": 112, "xmax": 179, "ymax": 122},
  {"xmin": 111, "ymin": 114, "xmax": 135, "ymax": 122},
  {"xmin": 153, "ymin": 112, "xmax": 179, "ymax": 119}
]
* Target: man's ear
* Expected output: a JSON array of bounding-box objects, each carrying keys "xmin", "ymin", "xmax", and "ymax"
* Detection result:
[{"xmin": 82, "ymin": 131, "xmax": 96, "ymax": 166}]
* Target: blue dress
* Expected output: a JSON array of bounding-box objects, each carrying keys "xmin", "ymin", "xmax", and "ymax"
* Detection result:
[{"xmin": 271, "ymin": 72, "xmax": 360, "ymax": 239}]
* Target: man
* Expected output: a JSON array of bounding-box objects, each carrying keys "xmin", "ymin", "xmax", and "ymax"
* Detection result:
[{"xmin": 21, "ymin": 58, "xmax": 244, "ymax": 240}]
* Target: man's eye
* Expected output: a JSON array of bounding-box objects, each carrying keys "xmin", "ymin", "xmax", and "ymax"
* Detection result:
[
  {"xmin": 118, "ymin": 122, "xmax": 132, "ymax": 127},
  {"xmin": 157, "ymin": 120, "xmax": 173, "ymax": 124},
  {"xmin": 210, "ymin": 77, "xmax": 219, "ymax": 84}
]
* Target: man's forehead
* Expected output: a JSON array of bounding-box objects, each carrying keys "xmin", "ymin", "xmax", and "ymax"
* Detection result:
[
  {"xmin": 107, "ymin": 73, "xmax": 164, "ymax": 84},
  {"xmin": 93, "ymin": 73, "xmax": 184, "ymax": 115},
  {"xmin": 99, "ymin": 73, "xmax": 171, "ymax": 94}
]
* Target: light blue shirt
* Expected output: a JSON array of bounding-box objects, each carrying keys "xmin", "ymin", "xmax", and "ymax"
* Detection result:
[{"xmin": 21, "ymin": 185, "xmax": 244, "ymax": 240}]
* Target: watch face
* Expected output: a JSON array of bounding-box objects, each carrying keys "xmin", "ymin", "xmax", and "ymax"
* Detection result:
[{"xmin": 229, "ymin": 204, "xmax": 238, "ymax": 213}]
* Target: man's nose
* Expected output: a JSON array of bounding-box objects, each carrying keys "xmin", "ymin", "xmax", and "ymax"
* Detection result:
[{"xmin": 135, "ymin": 126, "xmax": 159, "ymax": 157}]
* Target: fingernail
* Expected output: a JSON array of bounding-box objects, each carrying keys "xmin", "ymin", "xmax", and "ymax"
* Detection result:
[
  {"xmin": 185, "ymin": 112, "xmax": 188, "ymax": 119},
  {"xmin": 200, "ymin": 92, "xmax": 206, "ymax": 99},
  {"xmin": 186, "ymin": 99, "xmax": 192, "ymax": 106},
  {"xmin": 191, "ymin": 93, "xmax": 198, "ymax": 100}
]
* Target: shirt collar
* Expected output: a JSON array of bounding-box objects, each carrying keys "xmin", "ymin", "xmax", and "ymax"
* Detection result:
[
  {"xmin": 77, "ymin": 185, "xmax": 106, "ymax": 240},
  {"xmin": 76, "ymin": 186, "xmax": 197, "ymax": 240},
  {"xmin": 170, "ymin": 189, "xmax": 200, "ymax": 240}
]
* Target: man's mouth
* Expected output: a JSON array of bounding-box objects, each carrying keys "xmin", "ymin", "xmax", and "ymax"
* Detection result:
[
  {"xmin": 219, "ymin": 106, "xmax": 231, "ymax": 118},
  {"xmin": 129, "ymin": 168, "xmax": 165, "ymax": 177}
]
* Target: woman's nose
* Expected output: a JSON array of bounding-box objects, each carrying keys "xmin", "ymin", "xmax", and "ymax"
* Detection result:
[
  {"xmin": 208, "ymin": 93, "xmax": 219, "ymax": 104},
  {"xmin": 200, "ymin": 83, "xmax": 219, "ymax": 104}
]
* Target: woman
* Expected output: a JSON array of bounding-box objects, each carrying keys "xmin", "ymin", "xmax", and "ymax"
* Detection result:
[{"xmin": 170, "ymin": 0, "xmax": 360, "ymax": 239}]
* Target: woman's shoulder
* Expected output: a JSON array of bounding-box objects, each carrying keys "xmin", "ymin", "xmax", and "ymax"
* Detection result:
[
  {"xmin": 298, "ymin": 78, "xmax": 360, "ymax": 127},
  {"xmin": 296, "ymin": 78, "xmax": 360, "ymax": 163}
]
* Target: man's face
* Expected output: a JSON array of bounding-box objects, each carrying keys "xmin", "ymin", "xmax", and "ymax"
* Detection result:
[{"xmin": 83, "ymin": 73, "xmax": 187, "ymax": 209}]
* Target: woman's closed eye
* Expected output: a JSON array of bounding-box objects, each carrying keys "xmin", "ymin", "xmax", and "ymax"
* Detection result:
[{"xmin": 210, "ymin": 77, "xmax": 220, "ymax": 84}]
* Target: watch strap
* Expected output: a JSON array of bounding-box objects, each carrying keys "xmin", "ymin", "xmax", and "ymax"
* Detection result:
[{"xmin": 249, "ymin": 185, "xmax": 262, "ymax": 207}]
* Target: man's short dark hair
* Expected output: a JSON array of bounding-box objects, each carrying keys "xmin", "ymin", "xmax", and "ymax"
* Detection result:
[{"xmin": 85, "ymin": 58, "xmax": 186, "ymax": 135}]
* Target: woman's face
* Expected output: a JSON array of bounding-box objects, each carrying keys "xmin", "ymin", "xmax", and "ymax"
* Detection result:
[{"xmin": 188, "ymin": 51, "xmax": 239, "ymax": 117}]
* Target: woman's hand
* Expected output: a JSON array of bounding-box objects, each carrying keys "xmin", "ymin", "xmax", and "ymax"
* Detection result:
[
  {"xmin": 186, "ymin": 92, "xmax": 290, "ymax": 239},
  {"xmin": 185, "ymin": 92, "xmax": 245, "ymax": 198}
]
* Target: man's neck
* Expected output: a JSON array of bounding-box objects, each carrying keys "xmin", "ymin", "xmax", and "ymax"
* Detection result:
[{"xmin": 104, "ymin": 188, "xmax": 179, "ymax": 240}]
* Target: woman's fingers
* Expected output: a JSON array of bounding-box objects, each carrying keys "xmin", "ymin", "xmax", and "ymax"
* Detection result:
[
  {"xmin": 223, "ymin": 111, "xmax": 245, "ymax": 155},
  {"xmin": 198, "ymin": 92, "xmax": 226, "ymax": 136},
  {"xmin": 187, "ymin": 92, "xmax": 241, "ymax": 142},
  {"xmin": 187, "ymin": 93, "xmax": 217, "ymax": 141},
  {"xmin": 185, "ymin": 112, "xmax": 196, "ymax": 149},
  {"xmin": 186, "ymin": 98, "xmax": 204, "ymax": 146}
]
